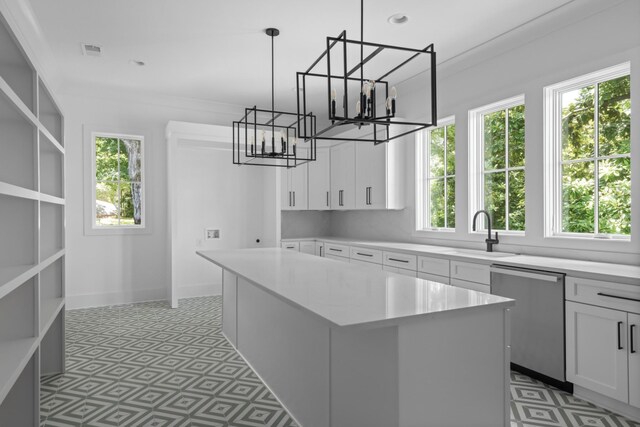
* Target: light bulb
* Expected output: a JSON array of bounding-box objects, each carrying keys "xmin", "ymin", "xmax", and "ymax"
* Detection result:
[
  {"xmin": 331, "ymin": 88, "xmax": 337, "ymax": 101},
  {"xmin": 292, "ymin": 136, "xmax": 297, "ymax": 145},
  {"xmin": 261, "ymin": 130, "xmax": 265, "ymax": 142},
  {"xmin": 356, "ymin": 100, "xmax": 361, "ymax": 114},
  {"xmin": 390, "ymin": 86, "xmax": 397, "ymax": 99}
]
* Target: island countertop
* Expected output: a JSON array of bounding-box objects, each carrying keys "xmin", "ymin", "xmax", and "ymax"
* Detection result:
[{"xmin": 197, "ymin": 248, "xmax": 514, "ymax": 328}]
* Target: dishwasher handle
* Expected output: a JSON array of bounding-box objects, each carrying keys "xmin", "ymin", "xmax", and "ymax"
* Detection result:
[{"xmin": 490, "ymin": 266, "xmax": 562, "ymax": 283}]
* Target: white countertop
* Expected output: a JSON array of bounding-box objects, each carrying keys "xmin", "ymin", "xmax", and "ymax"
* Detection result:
[
  {"xmin": 197, "ymin": 248, "xmax": 514, "ymax": 328},
  {"xmin": 283, "ymin": 236, "xmax": 640, "ymax": 284}
]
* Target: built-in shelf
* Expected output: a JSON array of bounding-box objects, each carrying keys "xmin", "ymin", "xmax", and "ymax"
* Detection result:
[
  {"xmin": 0, "ymin": 90, "xmax": 36, "ymax": 192},
  {"xmin": 0, "ymin": 8, "xmax": 65, "ymax": 424},
  {"xmin": 0, "ymin": 338, "xmax": 38, "ymax": 405},
  {"xmin": 40, "ymin": 202, "xmax": 64, "ymax": 261},
  {"xmin": 40, "ymin": 298, "xmax": 64, "ymax": 335},
  {"xmin": 37, "ymin": 78, "xmax": 62, "ymax": 145},
  {"xmin": 0, "ymin": 14, "xmax": 35, "ymax": 114},
  {"xmin": 0, "ymin": 194, "xmax": 36, "ymax": 269},
  {"xmin": 39, "ymin": 132, "xmax": 64, "ymax": 199}
]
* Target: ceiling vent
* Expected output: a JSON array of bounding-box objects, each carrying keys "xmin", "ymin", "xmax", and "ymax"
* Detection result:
[{"xmin": 81, "ymin": 43, "xmax": 102, "ymax": 57}]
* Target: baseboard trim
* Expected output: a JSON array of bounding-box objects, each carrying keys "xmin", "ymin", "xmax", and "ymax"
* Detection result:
[
  {"xmin": 66, "ymin": 288, "xmax": 166, "ymax": 310},
  {"xmin": 574, "ymin": 385, "xmax": 640, "ymax": 423},
  {"xmin": 177, "ymin": 282, "xmax": 221, "ymax": 299}
]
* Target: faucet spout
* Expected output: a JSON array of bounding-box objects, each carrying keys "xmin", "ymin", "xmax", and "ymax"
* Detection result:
[{"xmin": 472, "ymin": 210, "xmax": 499, "ymax": 252}]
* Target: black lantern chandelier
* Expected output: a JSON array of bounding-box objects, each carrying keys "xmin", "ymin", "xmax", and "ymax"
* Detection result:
[
  {"xmin": 296, "ymin": 0, "xmax": 437, "ymax": 145},
  {"xmin": 233, "ymin": 28, "xmax": 317, "ymax": 168}
]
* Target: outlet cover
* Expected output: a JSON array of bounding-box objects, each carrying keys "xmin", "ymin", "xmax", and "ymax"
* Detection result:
[{"xmin": 205, "ymin": 229, "xmax": 220, "ymax": 240}]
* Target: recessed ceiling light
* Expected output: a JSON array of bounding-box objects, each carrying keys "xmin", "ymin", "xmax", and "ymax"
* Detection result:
[
  {"xmin": 388, "ymin": 13, "xmax": 409, "ymax": 25},
  {"xmin": 130, "ymin": 60, "xmax": 146, "ymax": 66}
]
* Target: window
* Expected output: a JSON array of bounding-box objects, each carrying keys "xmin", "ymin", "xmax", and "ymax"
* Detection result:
[
  {"xmin": 545, "ymin": 63, "xmax": 631, "ymax": 239},
  {"xmin": 416, "ymin": 117, "xmax": 455, "ymax": 231},
  {"xmin": 92, "ymin": 133, "xmax": 145, "ymax": 228},
  {"xmin": 469, "ymin": 95, "xmax": 525, "ymax": 233}
]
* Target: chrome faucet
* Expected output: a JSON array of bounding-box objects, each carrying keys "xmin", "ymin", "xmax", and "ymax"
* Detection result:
[{"xmin": 472, "ymin": 210, "xmax": 499, "ymax": 252}]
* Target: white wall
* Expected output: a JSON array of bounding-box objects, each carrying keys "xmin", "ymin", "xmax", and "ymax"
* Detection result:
[
  {"xmin": 327, "ymin": 0, "xmax": 640, "ymax": 265},
  {"xmin": 63, "ymin": 87, "xmax": 244, "ymax": 308},
  {"xmin": 171, "ymin": 137, "xmax": 278, "ymax": 300}
]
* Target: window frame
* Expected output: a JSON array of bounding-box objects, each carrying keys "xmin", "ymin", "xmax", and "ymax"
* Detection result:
[
  {"xmin": 543, "ymin": 62, "xmax": 631, "ymax": 241},
  {"xmin": 84, "ymin": 128, "xmax": 149, "ymax": 236},
  {"xmin": 468, "ymin": 94, "xmax": 526, "ymax": 235},
  {"xmin": 415, "ymin": 116, "xmax": 456, "ymax": 233}
]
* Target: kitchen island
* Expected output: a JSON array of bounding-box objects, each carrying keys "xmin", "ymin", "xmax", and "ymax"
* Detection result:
[{"xmin": 198, "ymin": 248, "xmax": 514, "ymax": 427}]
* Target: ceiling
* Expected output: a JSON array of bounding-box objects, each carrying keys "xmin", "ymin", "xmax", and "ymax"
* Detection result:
[{"xmin": 28, "ymin": 0, "xmax": 577, "ymax": 111}]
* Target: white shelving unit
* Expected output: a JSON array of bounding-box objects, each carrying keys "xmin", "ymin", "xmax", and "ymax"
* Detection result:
[{"xmin": 0, "ymin": 10, "xmax": 65, "ymax": 426}]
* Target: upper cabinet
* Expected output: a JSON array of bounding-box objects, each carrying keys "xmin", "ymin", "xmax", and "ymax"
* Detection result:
[
  {"xmin": 330, "ymin": 142, "xmax": 356, "ymax": 210},
  {"xmin": 355, "ymin": 140, "xmax": 404, "ymax": 210},
  {"xmin": 281, "ymin": 149, "xmax": 309, "ymax": 211},
  {"xmin": 308, "ymin": 147, "xmax": 330, "ymax": 210}
]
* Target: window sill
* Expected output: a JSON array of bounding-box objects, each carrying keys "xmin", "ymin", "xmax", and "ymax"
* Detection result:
[
  {"xmin": 546, "ymin": 233, "xmax": 630, "ymax": 242},
  {"xmin": 85, "ymin": 226, "xmax": 150, "ymax": 236}
]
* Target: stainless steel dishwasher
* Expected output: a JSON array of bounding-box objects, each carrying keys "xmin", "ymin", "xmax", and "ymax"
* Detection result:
[{"xmin": 490, "ymin": 264, "xmax": 571, "ymax": 391}]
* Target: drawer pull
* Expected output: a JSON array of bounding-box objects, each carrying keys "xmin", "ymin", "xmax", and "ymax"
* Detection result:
[
  {"xmin": 631, "ymin": 324, "xmax": 637, "ymax": 354},
  {"xmin": 618, "ymin": 321, "xmax": 624, "ymax": 350},
  {"xmin": 389, "ymin": 258, "xmax": 409, "ymax": 263},
  {"xmin": 597, "ymin": 292, "xmax": 640, "ymax": 303},
  {"xmin": 329, "ymin": 248, "xmax": 342, "ymax": 252},
  {"xmin": 357, "ymin": 252, "xmax": 373, "ymax": 257}
]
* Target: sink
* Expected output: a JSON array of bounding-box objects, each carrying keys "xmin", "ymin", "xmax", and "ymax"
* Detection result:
[{"xmin": 445, "ymin": 249, "xmax": 517, "ymax": 258}]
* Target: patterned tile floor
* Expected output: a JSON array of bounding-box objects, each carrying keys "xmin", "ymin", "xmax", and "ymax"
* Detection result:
[{"xmin": 40, "ymin": 296, "xmax": 639, "ymax": 427}]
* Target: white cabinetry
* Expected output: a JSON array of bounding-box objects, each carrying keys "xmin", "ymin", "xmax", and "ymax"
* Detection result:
[
  {"xmin": 300, "ymin": 241, "xmax": 316, "ymax": 255},
  {"xmin": 450, "ymin": 260, "xmax": 490, "ymax": 292},
  {"xmin": 355, "ymin": 140, "xmax": 404, "ymax": 210},
  {"xmin": 0, "ymin": 11, "xmax": 65, "ymax": 425},
  {"xmin": 281, "ymin": 155, "xmax": 308, "ymax": 211},
  {"xmin": 330, "ymin": 142, "xmax": 355, "ymax": 209},
  {"xmin": 308, "ymin": 147, "xmax": 330, "ymax": 210},
  {"xmin": 281, "ymin": 242, "xmax": 299, "ymax": 251},
  {"xmin": 566, "ymin": 277, "xmax": 640, "ymax": 410}
]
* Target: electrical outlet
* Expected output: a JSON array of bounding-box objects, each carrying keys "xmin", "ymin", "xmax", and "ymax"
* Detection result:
[{"xmin": 205, "ymin": 229, "xmax": 220, "ymax": 240}]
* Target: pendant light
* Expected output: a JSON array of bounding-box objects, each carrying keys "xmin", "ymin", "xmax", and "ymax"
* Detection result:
[
  {"xmin": 296, "ymin": 0, "xmax": 437, "ymax": 145},
  {"xmin": 233, "ymin": 28, "xmax": 317, "ymax": 168}
]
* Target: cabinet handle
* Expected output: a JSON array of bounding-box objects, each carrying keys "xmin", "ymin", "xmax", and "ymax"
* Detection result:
[
  {"xmin": 389, "ymin": 258, "xmax": 409, "ymax": 263},
  {"xmin": 289, "ymin": 191, "xmax": 292, "ymax": 207},
  {"xmin": 326, "ymin": 191, "xmax": 329, "ymax": 207},
  {"xmin": 293, "ymin": 191, "xmax": 296, "ymax": 207},
  {"xmin": 618, "ymin": 321, "xmax": 624, "ymax": 350},
  {"xmin": 369, "ymin": 187, "xmax": 372, "ymax": 205},
  {"xmin": 320, "ymin": 246, "xmax": 323, "ymax": 257},
  {"xmin": 631, "ymin": 324, "xmax": 637, "ymax": 354},
  {"xmin": 357, "ymin": 252, "xmax": 373, "ymax": 257},
  {"xmin": 329, "ymin": 248, "xmax": 342, "ymax": 252},
  {"xmin": 597, "ymin": 292, "xmax": 640, "ymax": 303}
]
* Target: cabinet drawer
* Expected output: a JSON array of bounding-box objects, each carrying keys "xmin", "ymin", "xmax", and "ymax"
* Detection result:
[
  {"xmin": 325, "ymin": 253, "xmax": 349, "ymax": 263},
  {"xmin": 383, "ymin": 265, "xmax": 418, "ymax": 278},
  {"xmin": 450, "ymin": 261, "xmax": 490, "ymax": 285},
  {"xmin": 281, "ymin": 242, "xmax": 299, "ymax": 251},
  {"xmin": 418, "ymin": 255, "xmax": 450, "ymax": 277},
  {"xmin": 383, "ymin": 251, "xmax": 417, "ymax": 271},
  {"xmin": 325, "ymin": 242, "xmax": 350, "ymax": 258},
  {"xmin": 450, "ymin": 278, "xmax": 490, "ymax": 293},
  {"xmin": 350, "ymin": 246, "xmax": 383, "ymax": 264},
  {"xmin": 350, "ymin": 258, "xmax": 383, "ymax": 270},
  {"xmin": 566, "ymin": 277, "xmax": 640, "ymax": 315},
  {"xmin": 417, "ymin": 271, "xmax": 449, "ymax": 285}
]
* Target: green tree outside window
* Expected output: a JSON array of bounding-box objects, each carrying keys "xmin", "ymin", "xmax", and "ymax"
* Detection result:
[{"xmin": 425, "ymin": 122, "xmax": 455, "ymax": 229}]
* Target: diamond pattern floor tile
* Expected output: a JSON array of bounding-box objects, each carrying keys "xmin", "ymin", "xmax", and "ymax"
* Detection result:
[{"xmin": 40, "ymin": 296, "xmax": 639, "ymax": 427}]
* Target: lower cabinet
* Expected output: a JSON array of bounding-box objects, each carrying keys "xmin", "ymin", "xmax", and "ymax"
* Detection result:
[
  {"xmin": 450, "ymin": 278, "xmax": 490, "ymax": 293},
  {"xmin": 566, "ymin": 301, "xmax": 638, "ymax": 406},
  {"xmin": 383, "ymin": 265, "xmax": 418, "ymax": 278},
  {"xmin": 350, "ymin": 259, "xmax": 383, "ymax": 270},
  {"xmin": 325, "ymin": 253, "xmax": 349, "ymax": 263},
  {"xmin": 281, "ymin": 242, "xmax": 299, "ymax": 251},
  {"xmin": 299, "ymin": 241, "xmax": 315, "ymax": 255},
  {"xmin": 417, "ymin": 271, "xmax": 450, "ymax": 284}
]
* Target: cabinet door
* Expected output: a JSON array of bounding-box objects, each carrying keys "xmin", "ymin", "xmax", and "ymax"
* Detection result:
[
  {"xmin": 566, "ymin": 301, "xmax": 628, "ymax": 402},
  {"xmin": 355, "ymin": 142, "xmax": 387, "ymax": 209},
  {"xmin": 299, "ymin": 241, "xmax": 315, "ymax": 255},
  {"xmin": 281, "ymin": 168, "xmax": 292, "ymax": 210},
  {"xmin": 450, "ymin": 278, "xmax": 490, "ymax": 293},
  {"xmin": 308, "ymin": 148, "xmax": 330, "ymax": 210},
  {"xmin": 330, "ymin": 142, "xmax": 355, "ymax": 209},
  {"xmin": 290, "ymin": 162, "xmax": 308, "ymax": 210},
  {"xmin": 629, "ymin": 313, "xmax": 640, "ymax": 408}
]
